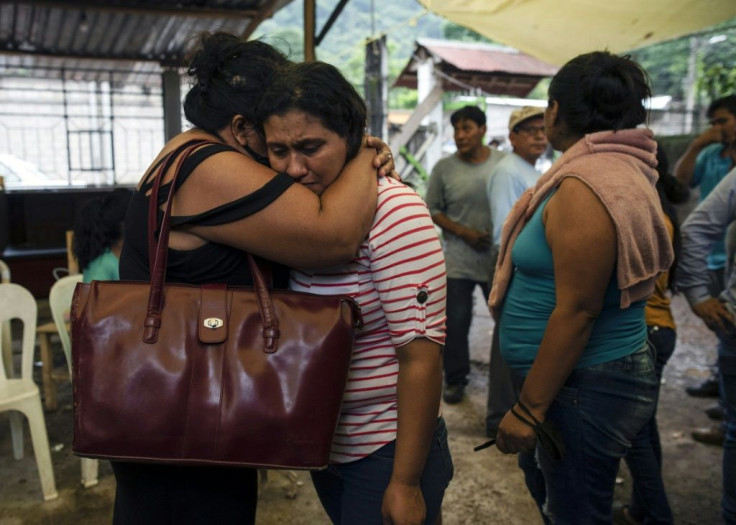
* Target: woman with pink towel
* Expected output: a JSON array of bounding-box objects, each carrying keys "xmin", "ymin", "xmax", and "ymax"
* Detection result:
[{"xmin": 490, "ymin": 51, "xmax": 674, "ymax": 523}]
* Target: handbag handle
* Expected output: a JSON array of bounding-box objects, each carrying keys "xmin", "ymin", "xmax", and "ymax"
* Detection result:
[{"xmin": 141, "ymin": 140, "xmax": 281, "ymax": 352}]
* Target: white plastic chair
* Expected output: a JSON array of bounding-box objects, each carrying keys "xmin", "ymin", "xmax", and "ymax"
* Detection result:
[
  {"xmin": 0, "ymin": 283, "xmax": 59, "ymax": 501},
  {"xmin": 0, "ymin": 259, "xmax": 12, "ymax": 377},
  {"xmin": 49, "ymin": 274, "xmax": 98, "ymax": 488}
]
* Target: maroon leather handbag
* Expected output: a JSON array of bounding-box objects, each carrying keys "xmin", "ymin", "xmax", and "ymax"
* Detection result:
[{"xmin": 71, "ymin": 141, "xmax": 361, "ymax": 469}]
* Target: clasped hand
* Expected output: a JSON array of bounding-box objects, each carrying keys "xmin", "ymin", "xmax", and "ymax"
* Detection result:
[
  {"xmin": 459, "ymin": 226, "xmax": 491, "ymax": 250},
  {"xmin": 693, "ymin": 297, "xmax": 734, "ymax": 333},
  {"xmin": 495, "ymin": 408, "xmax": 537, "ymax": 455},
  {"xmin": 694, "ymin": 126, "xmax": 724, "ymax": 149}
]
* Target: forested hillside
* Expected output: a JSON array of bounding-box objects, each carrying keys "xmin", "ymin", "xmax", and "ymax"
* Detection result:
[
  {"xmin": 254, "ymin": 2, "xmax": 736, "ymax": 108},
  {"xmin": 253, "ymin": 0, "xmax": 475, "ymax": 105}
]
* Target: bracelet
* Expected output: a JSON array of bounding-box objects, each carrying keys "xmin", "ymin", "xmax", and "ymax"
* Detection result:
[
  {"xmin": 509, "ymin": 404, "xmax": 536, "ymax": 429},
  {"xmin": 517, "ymin": 400, "xmax": 543, "ymax": 426}
]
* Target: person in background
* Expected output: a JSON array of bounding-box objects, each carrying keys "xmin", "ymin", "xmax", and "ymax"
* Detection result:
[
  {"xmin": 674, "ymin": 95, "xmax": 736, "ymax": 429},
  {"xmin": 615, "ymin": 145, "xmax": 687, "ymax": 525},
  {"xmin": 490, "ymin": 51, "xmax": 673, "ymax": 523},
  {"xmin": 73, "ymin": 191, "xmax": 130, "ymax": 282},
  {"xmin": 484, "ymin": 105, "xmax": 547, "ymax": 438},
  {"xmin": 113, "ymin": 32, "xmax": 394, "ymax": 525},
  {"xmin": 425, "ymin": 105, "xmax": 506, "ymax": 404},
  {"xmin": 259, "ymin": 60, "xmax": 451, "ymax": 525},
  {"xmin": 677, "ymin": 166, "xmax": 736, "ymax": 525}
]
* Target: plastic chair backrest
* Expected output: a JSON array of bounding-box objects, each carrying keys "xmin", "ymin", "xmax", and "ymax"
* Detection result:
[
  {"xmin": 66, "ymin": 230, "xmax": 80, "ymax": 275},
  {"xmin": 0, "ymin": 283, "xmax": 37, "ymax": 383},
  {"xmin": 0, "ymin": 259, "xmax": 11, "ymax": 368},
  {"xmin": 0, "ymin": 259, "xmax": 9, "ymax": 283},
  {"xmin": 49, "ymin": 274, "xmax": 83, "ymax": 375}
]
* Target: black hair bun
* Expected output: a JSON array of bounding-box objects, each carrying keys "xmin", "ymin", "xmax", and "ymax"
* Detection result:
[{"xmin": 187, "ymin": 32, "xmax": 241, "ymax": 93}]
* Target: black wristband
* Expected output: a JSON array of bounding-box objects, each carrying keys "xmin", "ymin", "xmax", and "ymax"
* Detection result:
[
  {"xmin": 517, "ymin": 400, "xmax": 543, "ymax": 426},
  {"xmin": 510, "ymin": 404, "xmax": 536, "ymax": 429}
]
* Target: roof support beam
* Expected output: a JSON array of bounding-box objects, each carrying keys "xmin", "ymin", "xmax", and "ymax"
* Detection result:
[
  {"xmin": 0, "ymin": 46, "xmax": 161, "ymax": 63},
  {"xmin": 1, "ymin": 1, "xmax": 259, "ymax": 18},
  {"xmin": 389, "ymin": 84, "xmax": 444, "ymax": 154}
]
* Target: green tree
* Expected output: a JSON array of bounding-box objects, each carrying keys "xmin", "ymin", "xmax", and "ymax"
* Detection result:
[
  {"xmin": 629, "ymin": 38, "xmax": 691, "ymax": 99},
  {"xmin": 696, "ymin": 28, "xmax": 736, "ymax": 100},
  {"xmin": 630, "ymin": 17, "xmax": 736, "ymax": 101},
  {"xmin": 698, "ymin": 63, "xmax": 736, "ymax": 101},
  {"xmin": 442, "ymin": 22, "xmax": 493, "ymax": 43}
]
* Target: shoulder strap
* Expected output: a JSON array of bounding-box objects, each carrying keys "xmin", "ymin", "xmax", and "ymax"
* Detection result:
[
  {"xmin": 141, "ymin": 142, "xmax": 237, "ymax": 202},
  {"xmin": 146, "ymin": 139, "xmax": 212, "ymax": 271},
  {"xmin": 170, "ymin": 172, "xmax": 295, "ymax": 227},
  {"xmin": 141, "ymin": 139, "xmax": 282, "ymax": 353}
]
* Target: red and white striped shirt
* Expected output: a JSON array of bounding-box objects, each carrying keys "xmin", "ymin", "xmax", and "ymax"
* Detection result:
[{"xmin": 290, "ymin": 177, "xmax": 447, "ymax": 463}]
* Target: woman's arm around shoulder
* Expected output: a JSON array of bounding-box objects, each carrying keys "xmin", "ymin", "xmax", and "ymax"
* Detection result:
[{"xmin": 176, "ymin": 147, "xmax": 378, "ymax": 268}]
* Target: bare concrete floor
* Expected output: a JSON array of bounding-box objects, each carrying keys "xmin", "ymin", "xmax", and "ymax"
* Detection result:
[{"xmin": 0, "ymin": 293, "xmax": 723, "ymax": 524}]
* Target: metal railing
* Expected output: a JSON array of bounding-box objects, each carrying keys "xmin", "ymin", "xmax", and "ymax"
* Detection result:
[{"xmin": 0, "ymin": 65, "xmax": 179, "ymax": 187}]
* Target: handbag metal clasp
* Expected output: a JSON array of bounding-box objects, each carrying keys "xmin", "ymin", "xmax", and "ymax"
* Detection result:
[{"xmin": 203, "ymin": 317, "xmax": 224, "ymax": 329}]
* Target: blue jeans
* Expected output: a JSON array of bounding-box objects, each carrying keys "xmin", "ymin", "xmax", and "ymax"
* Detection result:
[
  {"xmin": 624, "ymin": 326, "xmax": 676, "ymax": 524},
  {"xmin": 444, "ymin": 278, "xmax": 491, "ymax": 386},
  {"xmin": 715, "ymin": 324, "xmax": 736, "ymax": 524},
  {"xmin": 519, "ymin": 345, "xmax": 658, "ymax": 524},
  {"xmin": 310, "ymin": 418, "xmax": 454, "ymax": 525}
]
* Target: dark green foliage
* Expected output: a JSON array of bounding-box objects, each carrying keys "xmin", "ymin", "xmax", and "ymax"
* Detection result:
[{"xmin": 256, "ymin": 5, "xmax": 735, "ymax": 108}]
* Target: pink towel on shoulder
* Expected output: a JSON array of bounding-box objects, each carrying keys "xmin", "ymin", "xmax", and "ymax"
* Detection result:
[{"xmin": 488, "ymin": 128, "xmax": 674, "ymax": 318}]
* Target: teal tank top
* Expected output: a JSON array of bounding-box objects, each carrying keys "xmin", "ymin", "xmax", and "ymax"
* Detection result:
[{"xmin": 499, "ymin": 193, "xmax": 646, "ymax": 375}]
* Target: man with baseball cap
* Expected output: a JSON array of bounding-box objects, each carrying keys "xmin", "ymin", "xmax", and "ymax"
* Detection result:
[{"xmin": 484, "ymin": 105, "xmax": 548, "ymax": 437}]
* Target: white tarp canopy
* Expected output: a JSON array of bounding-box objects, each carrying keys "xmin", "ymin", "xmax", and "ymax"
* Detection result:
[{"xmin": 417, "ymin": 0, "xmax": 736, "ymax": 65}]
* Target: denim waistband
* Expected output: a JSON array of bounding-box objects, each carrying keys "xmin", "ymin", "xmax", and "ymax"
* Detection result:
[{"xmin": 564, "ymin": 343, "xmax": 654, "ymax": 388}]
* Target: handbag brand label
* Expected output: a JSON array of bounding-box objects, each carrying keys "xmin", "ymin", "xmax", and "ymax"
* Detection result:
[{"xmin": 203, "ymin": 317, "xmax": 224, "ymax": 329}]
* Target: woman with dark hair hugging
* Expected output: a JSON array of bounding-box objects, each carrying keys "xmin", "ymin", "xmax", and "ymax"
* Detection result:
[
  {"xmin": 113, "ymin": 32, "xmax": 395, "ymax": 525},
  {"xmin": 258, "ymin": 61, "xmax": 452, "ymax": 525},
  {"xmin": 489, "ymin": 51, "xmax": 674, "ymax": 524}
]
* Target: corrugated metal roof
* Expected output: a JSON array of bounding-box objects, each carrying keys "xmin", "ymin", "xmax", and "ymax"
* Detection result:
[
  {"xmin": 420, "ymin": 38, "xmax": 559, "ymax": 76},
  {"xmin": 395, "ymin": 38, "xmax": 559, "ymax": 97},
  {"xmin": 0, "ymin": 0, "xmax": 294, "ymax": 84}
]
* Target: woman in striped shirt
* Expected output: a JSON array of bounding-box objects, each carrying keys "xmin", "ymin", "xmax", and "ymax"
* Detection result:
[{"xmin": 258, "ymin": 61, "xmax": 452, "ymax": 525}]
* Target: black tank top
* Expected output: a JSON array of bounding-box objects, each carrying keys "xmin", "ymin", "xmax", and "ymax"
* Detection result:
[{"xmin": 119, "ymin": 141, "xmax": 294, "ymax": 288}]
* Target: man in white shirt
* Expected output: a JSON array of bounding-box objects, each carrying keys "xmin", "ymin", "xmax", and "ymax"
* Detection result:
[{"xmin": 485, "ymin": 106, "xmax": 548, "ymax": 437}]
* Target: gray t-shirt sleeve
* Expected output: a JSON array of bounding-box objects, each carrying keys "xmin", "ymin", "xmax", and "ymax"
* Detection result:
[
  {"xmin": 679, "ymin": 167, "xmax": 736, "ymax": 306},
  {"xmin": 425, "ymin": 162, "xmax": 446, "ymax": 216}
]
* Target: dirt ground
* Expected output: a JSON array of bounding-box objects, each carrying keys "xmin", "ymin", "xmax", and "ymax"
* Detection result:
[{"xmin": 0, "ymin": 292, "xmax": 724, "ymax": 524}]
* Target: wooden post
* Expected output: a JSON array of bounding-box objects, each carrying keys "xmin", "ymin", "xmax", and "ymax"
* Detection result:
[
  {"xmin": 304, "ymin": 0, "xmax": 316, "ymax": 62},
  {"xmin": 162, "ymin": 69, "xmax": 182, "ymax": 141},
  {"xmin": 365, "ymin": 35, "xmax": 388, "ymax": 140}
]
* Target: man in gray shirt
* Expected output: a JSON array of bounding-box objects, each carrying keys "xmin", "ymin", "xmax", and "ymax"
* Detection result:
[
  {"xmin": 678, "ymin": 167, "xmax": 736, "ymax": 524},
  {"xmin": 425, "ymin": 105, "xmax": 506, "ymax": 403}
]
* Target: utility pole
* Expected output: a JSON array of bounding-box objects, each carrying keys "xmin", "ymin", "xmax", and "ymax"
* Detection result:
[
  {"xmin": 365, "ymin": 35, "xmax": 388, "ymax": 140},
  {"xmin": 683, "ymin": 36, "xmax": 703, "ymax": 133}
]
